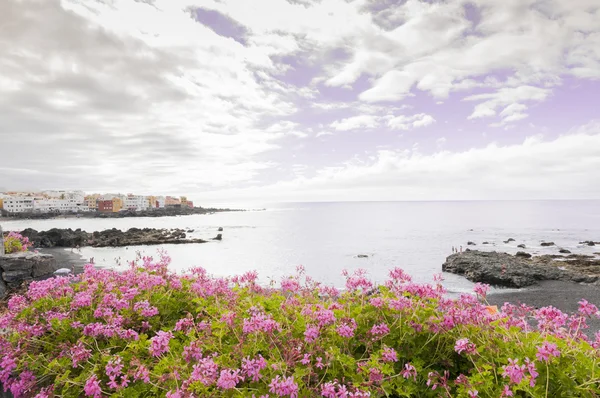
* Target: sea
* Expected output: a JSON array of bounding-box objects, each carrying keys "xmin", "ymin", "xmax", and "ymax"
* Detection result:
[{"xmin": 2, "ymin": 200, "xmax": 600, "ymax": 295}]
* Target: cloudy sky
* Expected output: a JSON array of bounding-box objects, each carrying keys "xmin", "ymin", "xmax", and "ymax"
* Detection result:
[{"xmin": 1, "ymin": 0, "xmax": 599, "ymax": 204}]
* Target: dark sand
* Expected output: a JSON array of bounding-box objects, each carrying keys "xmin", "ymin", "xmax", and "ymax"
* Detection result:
[
  {"xmin": 37, "ymin": 248, "xmax": 88, "ymax": 273},
  {"xmin": 487, "ymin": 280, "xmax": 600, "ymax": 333}
]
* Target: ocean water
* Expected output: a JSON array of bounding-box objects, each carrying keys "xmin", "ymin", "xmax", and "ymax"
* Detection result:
[{"xmin": 2, "ymin": 200, "xmax": 600, "ymax": 294}]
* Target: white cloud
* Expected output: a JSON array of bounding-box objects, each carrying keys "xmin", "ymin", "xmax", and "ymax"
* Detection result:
[
  {"xmin": 330, "ymin": 115, "xmax": 379, "ymax": 131},
  {"xmin": 387, "ymin": 113, "xmax": 436, "ymax": 130},
  {"xmin": 198, "ymin": 123, "xmax": 600, "ymax": 202},
  {"xmin": 465, "ymin": 86, "xmax": 551, "ymax": 124},
  {"xmin": 316, "ymin": 131, "xmax": 333, "ymax": 138}
]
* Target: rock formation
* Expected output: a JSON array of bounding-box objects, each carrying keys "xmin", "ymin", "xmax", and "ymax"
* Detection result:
[
  {"xmin": 442, "ymin": 250, "xmax": 600, "ymax": 288},
  {"xmin": 20, "ymin": 227, "xmax": 208, "ymax": 248}
]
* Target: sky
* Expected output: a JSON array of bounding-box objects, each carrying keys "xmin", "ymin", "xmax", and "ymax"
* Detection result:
[{"xmin": 0, "ymin": 0, "xmax": 599, "ymax": 204}]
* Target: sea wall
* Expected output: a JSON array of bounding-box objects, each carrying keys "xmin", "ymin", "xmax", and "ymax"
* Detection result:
[{"xmin": 0, "ymin": 252, "xmax": 56, "ymax": 299}]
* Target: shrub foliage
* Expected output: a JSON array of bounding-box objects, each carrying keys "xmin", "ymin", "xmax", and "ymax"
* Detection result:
[{"xmin": 1, "ymin": 253, "xmax": 599, "ymax": 397}]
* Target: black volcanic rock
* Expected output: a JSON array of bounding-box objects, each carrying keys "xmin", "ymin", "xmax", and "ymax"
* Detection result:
[
  {"xmin": 517, "ymin": 244, "xmax": 526, "ymax": 249},
  {"xmin": 442, "ymin": 250, "xmax": 600, "ymax": 288},
  {"xmin": 559, "ymin": 249, "xmax": 572, "ymax": 254},
  {"xmin": 540, "ymin": 242, "xmax": 555, "ymax": 247},
  {"xmin": 20, "ymin": 228, "xmax": 207, "ymax": 248},
  {"xmin": 467, "ymin": 241, "xmax": 476, "ymax": 246}
]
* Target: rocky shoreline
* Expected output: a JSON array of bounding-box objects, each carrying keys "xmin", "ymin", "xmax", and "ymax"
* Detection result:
[
  {"xmin": 443, "ymin": 249, "xmax": 600, "ymax": 288},
  {"xmin": 19, "ymin": 227, "xmax": 223, "ymax": 248},
  {"xmin": 1, "ymin": 206, "xmax": 249, "ymax": 220}
]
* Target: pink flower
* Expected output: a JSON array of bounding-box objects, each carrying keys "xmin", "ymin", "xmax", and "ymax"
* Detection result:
[
  {"xmin": 243, "ymin": 310, "xmax": 281, "ymax": 335},
  {"xmin": 190, "ymin": 356, "xmax": 219, "ymax": 385},
  {"xmin": 315, "ymin": 357, "xmax": 325, "ymax": 369},
  {"xmin": 269, "ymin": 375, "xmax": 298, "ymax": 398},
  {"xmin": 401, "ymin": 363, "xmax": 417, "ymax": 381},
  {"xmin": 502, "ymin": 358, "xmax": 526, "ymax": 384},
  {"xmin": 369, "ymin": 297, "xmax": 384, "ymax": 308},
  {"xmin": 536, "ymin": 341, "xmax": 560, "ymax": 362},
  {"xmin": 468, "ymin": 390, "xmax": 478, "ymax": 397},
  {"xmin": 473, "ymin": 283, "xmax": 490, "ymax": 298},
  {"xmin": 300, "ymin": 353, "xmax": 311, "ymax": 365},
  {"xmin": 454, "ymin": 338, "xmax": 476, "ymax": 355},
  {"xmin": 217, "ymin": 368, "xmax": 243, "ymax": 389},
  {"xmin": 242, "ymin": 355, "xmax": 267, "ymax": 382},
  {"xmin": 304, "ymin": 325, "xmax": 319, "ymax": 343},
  {"xmin": 336, "ymin": 318, "xmax": 357, "ymax": 338},
  {"xmin": 578, "ymin": 299, "xmax": 599, "ymax": 317},
  {"xmin": 149, "ymin": 331, "xmax": 173, "ymax": 357},
  {"xmin": 381, "ymin": 347, "xmax": 398, "ymax": 362},
  {"xmin": 84, "ymin": 375, "xmax": 102, "ymax": 397},
  {"xmin": 70, "ymin": 341, "xmax": 92, "ymax": 368},
  {"xmin": 370, "ymin": 323, "xmax": 390, "ymax": 337}
]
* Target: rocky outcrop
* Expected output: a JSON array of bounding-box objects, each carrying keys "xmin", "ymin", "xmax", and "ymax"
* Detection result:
[
  {"xmin": 517, "ymin": 244, "xmax": 526, "ymax": 249},
  {"xmin": 0, "ymin": 252, "xmax": 57, "ymax": 295},
  {"xmin": 467, "ymin": 241, "xmax": 476, "ymax": 246},
  {"xmin": 212, "ymin": 234, "xmax": 223, "ymax": 241},
  {"xmin": 540, "ymin": 242, "xmax": 555, "ymax": 247},
  {"xmin": 442, "ymin": 250, "xmax": 600, "ymax": 288},
  {"xmin": 20, "ymin": 228, "xmax": 208, "ymax": 248},
  {"xmin": 559, "ymin": 249, "xmax": 572, "ymax": 254},
  {"xmin": 580, "ymin": 241, "xmax": 598, "ymax": 246}
]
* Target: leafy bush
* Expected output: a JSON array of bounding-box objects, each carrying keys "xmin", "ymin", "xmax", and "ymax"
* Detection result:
[
  {"xmin": 1, "ymin": 253, "xmax": 599, "ymax": 397},
  {"xmin": 3, "ymin": 231, "xmax": 31, "ymax": 254}
]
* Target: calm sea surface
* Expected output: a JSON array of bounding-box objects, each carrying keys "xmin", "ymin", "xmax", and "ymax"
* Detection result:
[{"xmin": 2, "ymin": 201, "xmax": 600, "ymax": 294}]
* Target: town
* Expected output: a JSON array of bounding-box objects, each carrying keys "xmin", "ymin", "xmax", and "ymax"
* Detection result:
[{"xmin": 0, "ymin": 191, "xmax": 194, "ymax": 214}]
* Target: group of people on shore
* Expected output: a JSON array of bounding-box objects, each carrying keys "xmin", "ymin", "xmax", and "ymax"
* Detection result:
[{"xmin": 452, "ymin": 245, "xmax": 463, "ymax": 254}]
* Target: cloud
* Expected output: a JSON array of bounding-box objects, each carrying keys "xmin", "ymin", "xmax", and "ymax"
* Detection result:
[
  {"xmin": 198, "ymin": 123, "xmax": 600, "ymax": 202},
  {"xmin": 465, "ymin": 86, "xmax": 551, "ymax": 124},
  {"xmin": 330, "ymin": 115, "xmax": 379, "ymax": 131},
  {"xmin": 1, "ymin": 0, "xmax": 599, "ymax": 201},
  {"xmin": 387, "ymin": 113, "xmax": 436, "ymax": 130}
]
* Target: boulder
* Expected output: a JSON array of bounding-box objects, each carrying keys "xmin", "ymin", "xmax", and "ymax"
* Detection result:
[
  {"xmin": 482, "ymin": 241, "xmax": 490, "ymax": 245},
  {"xmin": 580, "ymin": 241, "xmax": 596, "ymax": 246},
  {"xmin": 467, "ymin": 241, "xmax": 476, "ymax": 246},
  {"xmin": 0, "ymin": 252, "xmax": 57, "ymax": 281},
  {"xmin": 443, "ymin": 250, "xmax": 600, "ymax": 288},
  {"xmin": 540, "ymin": 242, "xmax": 555, "ymax": 247},
  {"xmin": 212, "ymin": 234, "xmax": 223, "ymax": 241},
  {"xmin": 357, "ymin": 254, "xmax": 368, "ymax": 258},
  {"xmin": 517, "ymin": 244, "xmax": 526, "ymax": 249},
  {"xmin": 442, "ymin": 250, "xmax": 568, "ymax": 288},
  {"xmin": 2, "ymin": 269, "xmax": 32, "ymax": 286},
  {"xmin": 559, "ymin": 249, "xmax": 572, "ymax": 254},
  {"xmin": 218, "ymin": 227, "xmax": 224, "ymax": 232},
  {"xmin": 506, "ymin": 238, "xmax": 515, "ymax": 242}
]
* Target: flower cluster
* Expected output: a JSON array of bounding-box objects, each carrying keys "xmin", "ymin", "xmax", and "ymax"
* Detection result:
[
  {"xmin": 0, "ymin": 253, "xmax": 599, "ymax": 397},
  {"xmin": 3, "ymin": 231, "xmax": 31, "ymax": 254}
]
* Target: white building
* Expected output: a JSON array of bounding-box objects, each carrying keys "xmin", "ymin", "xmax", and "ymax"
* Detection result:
[
  {"xmin": 32, "ymin": 198, "xmax": 89, "ymax": 213},
  {"xmin": 2, "ymin": 196, "xmax": 35, "ymax": 213},
  {"xmin": 124, "ymin": 195, "xmax": 149, "ymax": 211}
]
